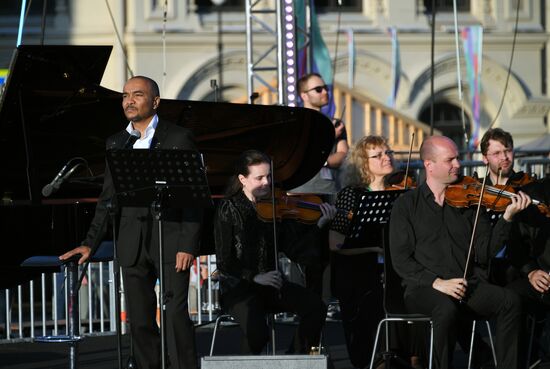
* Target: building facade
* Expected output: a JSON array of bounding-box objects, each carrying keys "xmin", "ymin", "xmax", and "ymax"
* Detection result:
[{"xmin": 1, "ymin": 0, "xmax": 549, "ymax": 147}]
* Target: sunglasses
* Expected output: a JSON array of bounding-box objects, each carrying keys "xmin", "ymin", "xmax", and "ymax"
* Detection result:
[{"xmin": 306, "ymin": 85, "xmax": 329, "ymax": 94}]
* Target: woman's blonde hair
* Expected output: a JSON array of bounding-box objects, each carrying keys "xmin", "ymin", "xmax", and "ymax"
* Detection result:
[{"xmin": 340, "ymin": 135, "xmax": 389, "ymax": 187}]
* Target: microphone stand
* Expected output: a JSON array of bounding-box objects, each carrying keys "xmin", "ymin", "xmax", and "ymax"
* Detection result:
[{"xmin": 75, "ymin": 199, "xmax": 125, "ymax": 369}]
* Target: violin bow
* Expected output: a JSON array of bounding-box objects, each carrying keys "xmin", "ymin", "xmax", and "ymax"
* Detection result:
[
  {"xmin": 462, "ymin": 163, "xmax": 491, "ymax": 283},
  {"xmin": 404, "ymin": 132, "xmax": 415, "ymax": 190}
]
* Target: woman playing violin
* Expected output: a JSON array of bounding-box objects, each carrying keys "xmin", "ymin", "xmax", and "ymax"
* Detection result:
[
  {"xmin": 213, "ymin": 149, "xmax": 336, "ymax": 354},
  {"xmin": 329, "ymin": 135, "xmax": 413, "ymax": 368}
]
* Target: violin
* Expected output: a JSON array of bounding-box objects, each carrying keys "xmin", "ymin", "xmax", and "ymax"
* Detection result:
[
  {"xmin": 509, "ymin": 172, "xmax": 534, "ymax": 187},
  {"xmin": 445, "ymin": 176, "xmax": 550, "ymax": 217},
  {"xmin": 255, "ymin": 189, "xmax": 353, "ymax": 224},
  {"xmin": 385, "ymin": 171, "xmax": 416, "ymax": 191},
  {"xmin": 385, "ymin": 132, "xmax": 417, "ymax": 191}
]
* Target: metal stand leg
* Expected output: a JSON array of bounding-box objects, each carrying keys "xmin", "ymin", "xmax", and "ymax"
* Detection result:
[
  {"xmin": 110, "ymin": 211, "xmax": 124, "ymax": 369},
  {"xmin": 33, "ymin": 260, "xmax": 83, "ymax": 369},
  {"xmin": 153, "ymin": 190, "xmax": 167, "ymax": 369},
  {"xmin": 67, "ymin": 261, "xmax": 80, "ymax": 369},
  {"xmin": 158, "ymin": 215, "xmax": 167, "ymax": 369}
]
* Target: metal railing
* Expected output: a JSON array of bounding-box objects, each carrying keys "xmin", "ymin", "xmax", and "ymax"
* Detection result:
[
  {"xmin": 397, "ymin": 152, "xmax": 550, "ymax": 180},
  {"xmin": 333, "ymin": 83, "xmax": 439, "ymax": 150},
  {"xmin": 0, "ymin": 255, "xmax": 222, "ymax": 343},
  {"xmin": 1, "ymin": 261, "xmax": 117, "ymax": 342}
]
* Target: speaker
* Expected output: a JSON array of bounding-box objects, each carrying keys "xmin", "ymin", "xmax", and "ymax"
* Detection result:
[{"xmin": 201, "ymin": 355, "xmax": 327, "ymax": 369}]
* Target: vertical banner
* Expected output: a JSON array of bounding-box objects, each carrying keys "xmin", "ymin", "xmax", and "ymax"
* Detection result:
[
  {"xmin": 387, "ymin": 27, "xmax": 401, "ymax": 108},
  {"xmin": 461, "ymin": 26, "xmax": 483, "ymax": 150},
  {"xmin": 0, "ymin": 69, "xmax": 8, "ymax": 85},
  {"xmin": 295, "ymin": 0, "xmax": 335, "ymax": 118},
  {"xmin": 347, "ymin": 28, "xmax": 355, "ymax": 89},
  {"xmin": 0, "ymin": 69, "xmax": 8, "ymax": 99}
]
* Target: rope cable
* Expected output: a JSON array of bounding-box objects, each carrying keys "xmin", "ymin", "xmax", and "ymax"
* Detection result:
[{"xmin": 104, "ymin": 0, "xmax": 134, "ymax": 77}]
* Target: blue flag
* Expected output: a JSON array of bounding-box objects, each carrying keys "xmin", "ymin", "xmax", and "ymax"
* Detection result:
[{"xmin": 295, "ymin": 0, "xmax": 335, "ymax": 118}]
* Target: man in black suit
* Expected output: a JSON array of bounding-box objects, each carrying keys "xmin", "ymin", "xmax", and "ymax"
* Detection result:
[{"xmin": 60, "ymin": 76, "xmax": 201, "ymax": 369}]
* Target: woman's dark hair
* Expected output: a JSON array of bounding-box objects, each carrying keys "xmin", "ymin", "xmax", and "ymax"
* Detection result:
[{"xmin": 224, "ymin": 149, "xmax": 271, "ymax": 197}]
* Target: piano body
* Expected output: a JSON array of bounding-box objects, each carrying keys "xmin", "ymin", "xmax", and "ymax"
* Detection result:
[{"xmin": 0, "ymin": 45, "xmax": 335, "ymax": 289}]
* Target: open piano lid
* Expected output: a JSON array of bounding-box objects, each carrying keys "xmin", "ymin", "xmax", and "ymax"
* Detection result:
[
  {"xmin": 0, "ymin": 45, "xmax": 123, "ymax": 201},
  {"xmin": 0, "ymin": 45, "xmax": 335, "ymax": 201},
  {"xmin": 0, "ymin": 45, "xmax": 335, "ymax": 287}
]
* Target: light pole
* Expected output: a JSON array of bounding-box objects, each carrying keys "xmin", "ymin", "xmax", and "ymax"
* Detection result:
[{"xmin": 211, "ymin": 0, "xmax": 226, "ymax": 102}]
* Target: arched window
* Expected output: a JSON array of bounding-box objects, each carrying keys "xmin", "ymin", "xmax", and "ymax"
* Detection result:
[{"xmin": 418, "ymin": 102, "xmax": 471, "ymax": 153}]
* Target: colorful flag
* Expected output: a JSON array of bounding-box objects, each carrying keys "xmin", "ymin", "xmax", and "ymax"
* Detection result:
[
  {"xmin": 295, "ymin": 0, "xmax": 335, "ymax": 118},
  {"xmin": 0, "ymin": 69, "xmax": 7, "ymax": 86},
  {"xmin": 461, "ymin": 26, "xmax": 483, "ymax": 150},
  {"xmin": 387, "ymin": 27, "xmax": 401, "ymax": 108}
]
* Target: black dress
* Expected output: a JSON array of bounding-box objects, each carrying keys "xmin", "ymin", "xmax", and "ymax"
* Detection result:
[
  {"xmin": 214, "ymin": 190, "xmax": 327, "ymax": 354},
  {"xmin": 330, "ymin": 186, "xmax": 384, "ymax": 368}
]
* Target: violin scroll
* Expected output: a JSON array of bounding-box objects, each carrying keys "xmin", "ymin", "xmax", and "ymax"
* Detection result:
[{"xmin": 385, "ymin": 171, "xmax": 416, "ymax": 191}]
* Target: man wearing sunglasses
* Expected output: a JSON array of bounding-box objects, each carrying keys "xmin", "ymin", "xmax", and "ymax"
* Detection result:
[
  {"xmin": 292, "ymin": 73, "xmax": 349, "ymax": 196},
  {"xmin": 288, "ymin": 73, "xmax": 349, "ymax": 304}
]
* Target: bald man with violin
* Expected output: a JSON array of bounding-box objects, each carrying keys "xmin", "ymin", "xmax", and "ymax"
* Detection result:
[{"xmin": 389, "ymin": 136, "xmax": 532, "ymax": 369}]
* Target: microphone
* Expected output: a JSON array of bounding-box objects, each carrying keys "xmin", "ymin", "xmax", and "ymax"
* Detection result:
[
  {"xmin": 41, "ymin": 157, "xmax": 86, "ymax": 197},
  {"xmin": 123, "ymin": 129, "xmax": 141, "ymax": 149}
]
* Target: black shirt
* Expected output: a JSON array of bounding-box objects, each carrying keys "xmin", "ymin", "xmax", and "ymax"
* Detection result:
[
  {"xmin": 389, "ymin": 183, "xmax": 512, "ymax": 295},
  {"xmin": 508, "ymin": 177, "xmax": 550, "ymax": 276}
]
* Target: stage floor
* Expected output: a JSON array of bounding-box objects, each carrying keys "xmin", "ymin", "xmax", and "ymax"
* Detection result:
[
  {"xmin": 0, "ymin": 319, "xmax": 489, "ymax": 369},
  {"xmin": 0, "ymin": 320, "xmax": 355, "ymax": 369}
]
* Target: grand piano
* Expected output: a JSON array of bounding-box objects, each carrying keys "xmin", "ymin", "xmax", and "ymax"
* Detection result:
[{"xmin": 0, "ymin": 45, "xmax": 335, "ymax": 289}]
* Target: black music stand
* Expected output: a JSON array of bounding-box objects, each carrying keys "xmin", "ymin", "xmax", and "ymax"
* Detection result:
[
  {"xmin": 343, "ymin": 189, "xmax": 411, "ymax": 369},
  {"xmin": 344, "ymin": 189, "xmax": 405, "ymax": 249},
  {"xmin": 106, "ymin": 149, "xmax": 212, "ymax": 369}
]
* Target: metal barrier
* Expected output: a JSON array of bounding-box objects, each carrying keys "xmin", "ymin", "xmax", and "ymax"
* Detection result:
[{"xmin": 0, "ymin": 255, "xmax": 222, "ymax": 343}]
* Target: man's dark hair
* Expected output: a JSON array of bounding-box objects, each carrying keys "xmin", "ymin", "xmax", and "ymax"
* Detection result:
[
  {"xmin": 297, "ymin": 73, "xmax": 323, "ymax": 93},
  {"xmin": 132, "ymin": 75, "xmax": 160, "ymax": 98},
  {"xmin": 224, "ymin": 150, "xmax": 271, "ymax": 197},
  {"xmin": 480, "ymin": 128, "xmax": 514, "ymax": 155}
]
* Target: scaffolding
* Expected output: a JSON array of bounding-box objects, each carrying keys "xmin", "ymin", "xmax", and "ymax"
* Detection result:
[{"xmin": 245, "ymin": 0, "xmax": 285, "ymax": 105}]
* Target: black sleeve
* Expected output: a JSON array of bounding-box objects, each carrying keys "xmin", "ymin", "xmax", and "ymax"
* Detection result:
[
  {"xmin": 508, "ymin": 221, "xmax": 539, "ymax": 276},
  {"xmin": 471, "ymin": 209, "xmax": 512, "ymax": 267},
  {"xmin": 330, "ymin": 186, "xmax": 356, "ymax": 235},
  {"xmin": 389, "ymin": 195, "xmax": 438, "ymax": 288},
  {"xmin": 213, "ymin": 199, "xmax": 256, "ymax": 282},
  {"xmin": 83, "ymin": 146, "xmax": 115, "ymax": 254}
]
